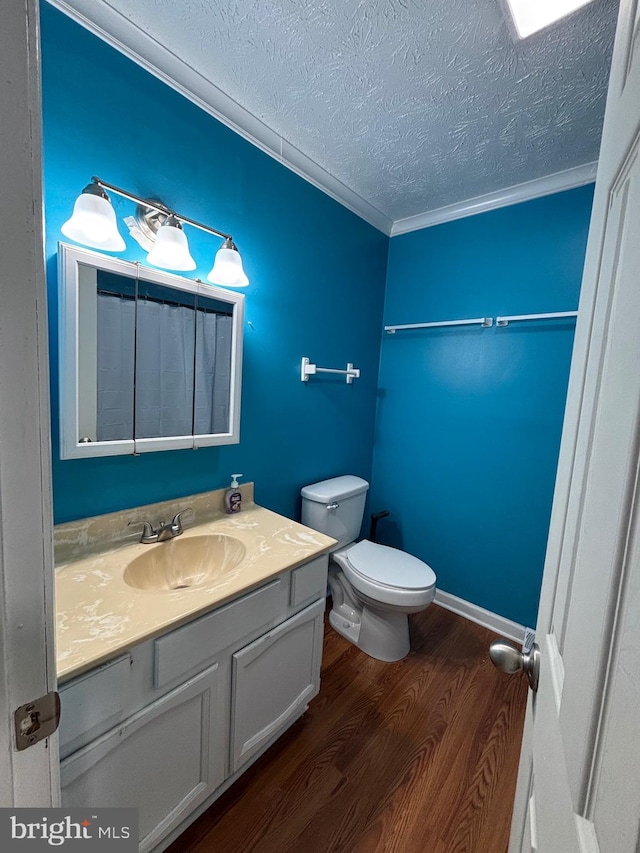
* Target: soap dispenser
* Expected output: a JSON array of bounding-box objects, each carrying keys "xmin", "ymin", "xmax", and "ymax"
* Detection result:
[{"xmin": 225, "ymin": 474, "xmax": 243, "ymax": 514}]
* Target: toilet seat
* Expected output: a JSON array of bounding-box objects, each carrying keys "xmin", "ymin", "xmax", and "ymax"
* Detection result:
[{"xmin": 336, "ymin": 540, "xmax": 436, "ymax": 608}]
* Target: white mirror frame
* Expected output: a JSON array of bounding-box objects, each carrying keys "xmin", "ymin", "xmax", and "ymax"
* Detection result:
[{"xmin": 58, "ymin": 242, "xmax": 244, "ymax": 459}]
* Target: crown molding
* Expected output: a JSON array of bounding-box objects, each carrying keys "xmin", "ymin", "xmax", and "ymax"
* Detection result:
[
  {"xmin": 390, "ymin": 161, "xmax": 598, "ymax": 236},
  {"xmin": 46, "ymin": 0, "xmax": 394, "ymax": 235}
]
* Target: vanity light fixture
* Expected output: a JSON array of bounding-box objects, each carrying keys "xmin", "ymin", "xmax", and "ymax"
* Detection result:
[{"xmin": 61, "ymin": 177, "xmax": 249, "ymax": 285}]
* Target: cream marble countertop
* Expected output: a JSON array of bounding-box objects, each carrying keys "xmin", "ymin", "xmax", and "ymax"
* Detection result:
[{"xmin": 56, "ymin": 499, "xmax": 335, "ymax": 683}]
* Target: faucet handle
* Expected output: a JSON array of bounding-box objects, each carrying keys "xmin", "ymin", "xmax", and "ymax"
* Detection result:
[
  {"xmin": 128, "ymin": 520, "xmax": 157, "ymax": 543},
  {"xmin": 170, "ymin": 508, "xmax": 193, "ymax": 534}
]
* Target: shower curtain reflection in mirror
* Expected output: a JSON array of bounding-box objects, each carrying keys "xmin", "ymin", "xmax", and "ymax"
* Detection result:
[{"xmin": 96, "ymin": 290, "xmax": 233, "ymax": 441}]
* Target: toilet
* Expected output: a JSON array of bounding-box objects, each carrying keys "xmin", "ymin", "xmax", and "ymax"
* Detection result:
[{"xmin": 301, "ymin": 475, "xmax": 436, "ymax": 662}]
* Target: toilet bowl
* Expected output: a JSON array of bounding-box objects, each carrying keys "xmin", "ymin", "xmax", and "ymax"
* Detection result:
[
  {"xmin": 329, "ymin": 540, "xmax": 436, "ymax": 661},
  {"xmin": 300, "ymin": 476, "xmax": 437, "ymax": 662}
]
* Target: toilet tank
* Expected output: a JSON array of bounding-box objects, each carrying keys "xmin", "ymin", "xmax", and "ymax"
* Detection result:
[{"xmin": 301, "ymin": 475, "xmax": 369, "ymax": 549}]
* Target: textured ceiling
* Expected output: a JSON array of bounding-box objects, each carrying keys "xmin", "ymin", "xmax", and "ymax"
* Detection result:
[{"xmin": 54, "ymin": 0, "xmax": 618, "ymax": 228}]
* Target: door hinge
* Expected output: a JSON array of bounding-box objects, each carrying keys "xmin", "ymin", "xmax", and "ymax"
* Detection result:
[{"xmin": 14, "ymin": 691, "xmax": 61, "ymax": 751}]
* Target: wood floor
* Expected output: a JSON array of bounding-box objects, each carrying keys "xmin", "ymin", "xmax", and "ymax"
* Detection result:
[{"xmin": 167, "ymin": 604, "xmax": 528, "ymax": 853}]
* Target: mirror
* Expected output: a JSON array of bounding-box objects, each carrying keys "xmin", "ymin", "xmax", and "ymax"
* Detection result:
[{"xmin": 58, "ymin": 243, "xmax": 244, "ymax": 459}]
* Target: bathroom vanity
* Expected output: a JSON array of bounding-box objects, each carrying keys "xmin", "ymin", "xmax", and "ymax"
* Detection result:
[{"xmin": 55, "ymin": 486, "xmax": 334, "ymax": 852}]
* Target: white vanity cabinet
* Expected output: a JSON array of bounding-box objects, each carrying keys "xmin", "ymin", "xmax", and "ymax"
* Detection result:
[{"xmin": 58, "ymin": 553, "xmax": 328, "ymax": 853}]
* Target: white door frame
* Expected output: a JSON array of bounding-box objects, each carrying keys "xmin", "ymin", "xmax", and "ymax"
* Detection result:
[{"xmin": 0, "ymin": 0, "xmax": 59, "ymax": 806}]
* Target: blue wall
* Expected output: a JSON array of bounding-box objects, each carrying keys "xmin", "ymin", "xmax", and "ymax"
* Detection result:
[
  {"xmin": 370, "ymin": 186, "xmax": 594, "ymax": 627},
  {"xmin": 40, "ymin": 4, "xmax": 388, "ymax": 524}
]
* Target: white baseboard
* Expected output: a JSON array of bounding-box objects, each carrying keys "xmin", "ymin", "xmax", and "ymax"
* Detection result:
[{"xmin": 434, "ymin": 589, "xmax": 527, "ymax": 644}]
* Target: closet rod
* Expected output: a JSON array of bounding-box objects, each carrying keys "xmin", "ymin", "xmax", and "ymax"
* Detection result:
[
  {"xmin": 496, "ymin": 311, "xmax": 578, "ymax": 327},
  {"xmin": 385, "ymin": 317, "xmax": 493, "ymax": 334}
]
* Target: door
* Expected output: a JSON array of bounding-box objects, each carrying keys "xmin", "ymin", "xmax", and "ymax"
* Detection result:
[
  {"xmin": 230, "ymin": 598, "xmax": 325, "ymax": 773},
  {"xmin": 60, "ymin": 663, "xmax": 224, "ymax": 853},
  {"xmin": 507, "ymin": 2, "xmax": 640, "ymax": 850},
  {"xmin": 0, "ymin": 0, "xmax": 58, "ymax": 806}
]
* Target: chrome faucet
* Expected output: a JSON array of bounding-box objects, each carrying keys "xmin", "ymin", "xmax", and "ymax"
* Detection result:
[{"xmin": 128, "ymin": 511, "xmax": 190, "ymax": 544}]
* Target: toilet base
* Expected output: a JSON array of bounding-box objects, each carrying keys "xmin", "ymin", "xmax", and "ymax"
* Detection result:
[{"xmin": 328, "ymin": 601, "xmax": 411, "ymax": 662}]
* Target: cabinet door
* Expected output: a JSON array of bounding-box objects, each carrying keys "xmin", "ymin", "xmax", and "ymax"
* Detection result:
[
  {"xmin": 230, "ymin": 597, "xmax": 325, "ymax": 773},
  {"xmin": 60, "ymin": 663, "xmax": 223, "ymax": 853}
]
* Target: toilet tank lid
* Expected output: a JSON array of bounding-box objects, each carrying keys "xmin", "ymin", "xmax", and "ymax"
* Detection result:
[{"xmin": 301, "ymin": 475, "xmax": 369, "ymax": 502}]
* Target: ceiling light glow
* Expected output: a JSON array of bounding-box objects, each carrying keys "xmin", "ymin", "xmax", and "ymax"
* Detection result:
[{"xmin": 505, "ymin": 0, "xmax": 595, "ymax": 39}]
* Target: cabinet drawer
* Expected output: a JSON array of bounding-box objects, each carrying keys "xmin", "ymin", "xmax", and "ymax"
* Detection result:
[
  {"xmin": 59, "ymin": 654, "xmax": 132, "ymax": 754},
  {"xmin": 154, "ymin": 578, "xmax": 283, "ymax": 688},
  {"xmin": 290, "ymin": 555, "xmax": 328, "ymax": 608}
]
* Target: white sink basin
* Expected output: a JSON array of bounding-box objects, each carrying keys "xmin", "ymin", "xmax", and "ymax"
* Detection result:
[{"xmin": 123, "ymin": 534, "xmax": 247, "ymax": 592}]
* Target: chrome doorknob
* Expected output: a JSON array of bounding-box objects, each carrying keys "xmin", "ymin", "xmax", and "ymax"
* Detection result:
[{"xmin": 489, "ymin": 639, "xmax": 540, "ymax": 692}]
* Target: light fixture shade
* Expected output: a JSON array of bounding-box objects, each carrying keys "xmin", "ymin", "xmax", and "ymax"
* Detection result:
[
  {"xmin": 146, "ymin": 216, "xmax": 196, "ymax": 271},
  {"xmin": 207, "ymin": 239, "xmax": 249, "ymax": 287},
  {"xmin": 61, "ymin": 186, "xmax": 126, "ymax": 251}
]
